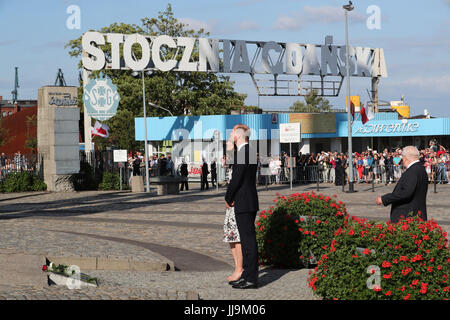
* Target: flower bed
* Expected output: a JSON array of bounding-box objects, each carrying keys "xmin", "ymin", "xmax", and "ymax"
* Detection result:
[
  {"xmin": 256, "ymin": 192, "xmax": 349, "ymax": 268},
  {"xmin": 308, "ymin": 216, "xmax": 449, "ymax": 300}
]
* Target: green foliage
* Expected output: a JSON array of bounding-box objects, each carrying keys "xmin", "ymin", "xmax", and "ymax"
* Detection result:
[
  {"xmin": 99, "ymin": 172, "xmax": 121, "ymax": 190},
  {"xmin": 0, "ymin": 171, "xmax": 47, "ymax": 192},
  {"xmin": 0, "ymin": 118, "xmax": 13, "ymax": 147},
  {"xmin": 73, "ymin": 162, "xmax": 99, "ymax": 191},
  {"xmin": 25, "ymin": 115, "xmax": 38, "ymax": 154},
  {"xmin": 65, "ymin": 3, "xmax": 246, "ymax": 152},
  {"xmin": 289, "ymin": 89, "xmax": 333, "ymax": 113},
  {"xmin": 309, "ymin": 216, "xmax": 450, "ymax": 300},
  {"xmin": 256, "ymin": 192, "xmax": 348, "ymax": 268}
]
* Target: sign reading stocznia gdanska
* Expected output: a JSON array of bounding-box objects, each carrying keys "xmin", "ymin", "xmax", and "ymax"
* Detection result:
[{"xmin": 81, "ymin": 32, "xmax": 387, "ymax": 77}]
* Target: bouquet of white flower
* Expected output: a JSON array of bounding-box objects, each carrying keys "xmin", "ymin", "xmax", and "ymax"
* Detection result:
[{"xmin": 42, "ymin": 258, "xmax": 98, "ymax": 288}]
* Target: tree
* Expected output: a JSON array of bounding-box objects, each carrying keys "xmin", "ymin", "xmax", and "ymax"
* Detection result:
[
  {"xmin": 66, "ymin": 4, "xmax": 246, "ymax": 152},
  {"xmin": 0, "ymin": 118, "xmax": 12, "ymax": 148},
  {"xmin": 24, "ymin": 115, "xmax": 37, "ymax": 154},
  {"xmin": 289, "ymin": 89, "xmax": 333, "ymax": 113}
]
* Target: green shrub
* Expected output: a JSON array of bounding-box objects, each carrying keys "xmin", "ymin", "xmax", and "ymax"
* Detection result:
[
  {"xmin": 309, "ymin": 216, "xmax": 450, "ymax": 300},
  {"xmin": 99, "ymin": 172, "xmax": 120, "ymax": 190},
  {"xmin": 32, "ymin": 175, "xmax": 47, "ymax": 191},
  {"xmin": 256, "ymin": 192, "xmax": 349, "ymax": 268},
  {"xmin": 73, "ymin": 162, "xmax": 99, "ymax": 191},
  {"xmin": 0, "ymin": 171, "xmax": 46, "ymax": 192}
]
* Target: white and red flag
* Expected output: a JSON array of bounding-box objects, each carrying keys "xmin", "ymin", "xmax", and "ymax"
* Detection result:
[
  {"xmin": 91, "ymin": 121, "xmax": 110, "ymax": 138},
  {"xmin": 360, "ymin": 102, "xmax": 374, "ymax": 125}
]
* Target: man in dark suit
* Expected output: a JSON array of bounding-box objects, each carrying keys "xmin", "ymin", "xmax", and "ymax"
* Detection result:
[
  {"xmin": 225, "ymin": 124, "xmax": 259, "ymax": 289},
  {"xmin": 179, "ymin": 159, "xmax": 189, "ymax": 191},
  {"xmin": 201, "ymin": 158, "xmax": 209, "ymax": 190},
  {"xmin": 211, "ymin": 159, "xmax": 217, "ymax": 187},
  {"xmin": 376, "ymin": 146, "xmax": 428, "ymax": 223}
]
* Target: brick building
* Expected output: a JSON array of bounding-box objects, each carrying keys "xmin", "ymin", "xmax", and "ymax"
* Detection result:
[{"xmin": 0, "ymin": 96, "xmax": 37, "ymax": 118}]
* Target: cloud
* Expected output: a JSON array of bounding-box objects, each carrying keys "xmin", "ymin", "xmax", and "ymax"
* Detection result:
[
  {"xmin": 0, "ymin": 40, "xmax": 18, "ymax": 47},
  {"xmin": 273, "ymin": 14, "xmax": 304, "ymax": 31},
  {"xmin": 236, "ymin": 0, "xmax": 269, "ymax": 6},
  {"xmin": 273, "ymin": 5, "xmax": 366, "ymax": 31},
  {"xmin": 390, "ymin": 75, "xmax": 450, "ymax": 94},
  {"xmin": 239, "ymin": 20, "xmax": 261, "ymax": 31},
  {"xmin": 304, "ymin": 5, "xmax": 366, "ymax": 23},
  {"xmin": 179, "ymin": 18, "xmax": 215, "ymax": 33},
  {"xmin": 180, "ymin": 17, "xmax": 261, "ymax": 35}
]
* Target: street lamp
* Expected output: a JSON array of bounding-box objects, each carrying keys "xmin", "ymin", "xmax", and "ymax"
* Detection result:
[
  {"xmin": 148, "ymin": 101, "xmax": 174, "ymax": 116},
  {"xmin": 343, "ymin": 1, "xmax": 356, "ymax": 193},
  {"xmin": 132, "ymin": 70, "xmax": 153, "ymax": 193}
]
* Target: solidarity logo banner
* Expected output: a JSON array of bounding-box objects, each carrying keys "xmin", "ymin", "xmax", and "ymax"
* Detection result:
[{"xmin": 83, "ymin": 72, "xmax": 120, "ymax": 121}]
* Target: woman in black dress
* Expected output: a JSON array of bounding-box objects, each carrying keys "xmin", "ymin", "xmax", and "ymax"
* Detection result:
[{"xmin": 335, "ymin": 154, "xmax": 344, "ymax": 186}]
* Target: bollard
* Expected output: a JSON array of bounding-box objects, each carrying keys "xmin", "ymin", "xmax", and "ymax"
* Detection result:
[
  {"xmin": 434, "ymin": 167, "xmax": 437, "ymax": 194},
  {"xmin": 316, "ymin": 168, "xmax": 320, "ymax": 192},
  {"xmin": 372, "ymin": 166, "xmax": 375, "ymax": 192}
]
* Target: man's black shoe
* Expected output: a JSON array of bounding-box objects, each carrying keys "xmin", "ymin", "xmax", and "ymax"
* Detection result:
[
  {"xmin": 228, "ymin": 277, "xmax": 245, "ymax": 286},
  {"xmin": 232, "ymin": 281, "xmax": 258, "ymax": 289}
]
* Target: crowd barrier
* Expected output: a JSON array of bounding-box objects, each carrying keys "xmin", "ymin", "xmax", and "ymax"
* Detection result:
[
  {"xmin": 0, "ymin": 153, "xmax": 40, "ymax": 181},
  {"xmin": 2, "ymin": 152, "xmax": 447, "ymax": 194}
]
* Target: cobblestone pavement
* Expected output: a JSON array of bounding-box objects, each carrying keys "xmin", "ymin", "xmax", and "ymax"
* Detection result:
[{"xmin": 0, "ymin": 182, "xmax": 448, "ymax": 300}]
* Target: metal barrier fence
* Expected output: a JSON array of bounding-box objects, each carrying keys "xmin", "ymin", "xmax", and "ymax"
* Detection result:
[
  {"xmin": 2, "ymin": 151, "xmax": 447, "ymax": 193},
  {"xmin": 258, "ymin": 164, "xmax": 448, "ymax": 192},
  {"xmin": 0, "ymin": 153, "xmax": 40, "ymax": 181}
]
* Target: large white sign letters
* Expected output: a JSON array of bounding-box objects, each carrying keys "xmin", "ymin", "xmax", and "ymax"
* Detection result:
[{"xmin": 82, "ymin": 32, "xmax": 387, "ymax": 77}]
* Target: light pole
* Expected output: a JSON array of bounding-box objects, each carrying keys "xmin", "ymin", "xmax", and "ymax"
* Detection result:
[
  {"xmin": 343, "ymin": 1, "xmax": 356, "ymax": 193},
  {"xmin": 132, "ymin": 70, "xmax": 150, "ymax": 193},
  {"xmin": 148, "ymin": 101, "xmax": 174, "ymax": 116}
]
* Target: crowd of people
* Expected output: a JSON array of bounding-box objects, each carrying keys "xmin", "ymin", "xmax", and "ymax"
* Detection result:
[
  {"xmin": 256, "ymin": 141, "xmax": 449, "ymax": 186},
  {"xmin": 128, "ymin": 152, "xmax": 175, "ymax": 177},
  {"xmin": 124, "ymin": 140, "xmax": 449, "ymax": 190},
  {"xmin": 0, "ymin": 151, "xmax": 35, "ymax": 179}
]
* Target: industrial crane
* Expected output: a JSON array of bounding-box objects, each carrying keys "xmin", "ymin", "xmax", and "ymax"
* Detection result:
[{"xmin": 11, "ymin": 67, "xmax": 19, "ymax": 104}]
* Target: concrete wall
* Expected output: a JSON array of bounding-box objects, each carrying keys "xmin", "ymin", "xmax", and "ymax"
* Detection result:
[{"xmin": 37, "ymin": 86, "xmax": 80, "ymax": 191}]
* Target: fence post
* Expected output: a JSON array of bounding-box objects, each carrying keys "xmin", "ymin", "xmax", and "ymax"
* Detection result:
[
  {"xmin": 120, "ymin": 164, "xmax": 123, "ymax": 191},
  {"xmin": 342, "ymin": 170, "xmax": 345, "ymax": 192},
  {"xmin": 316, "ymin": 166, "xmax": 320, "ymax": 192},
  {"xmin": 372, "ymin": 165, "xmax": 375, "ymax": 192},
  {"xmin": 434, "ymin": 165, "xmax": 437, "ymax": 194}
]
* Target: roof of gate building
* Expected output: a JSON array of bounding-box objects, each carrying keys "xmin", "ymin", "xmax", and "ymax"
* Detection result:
[{"xmin": 135, "ymin": 112, "xmax": 450, "ymax": 141}]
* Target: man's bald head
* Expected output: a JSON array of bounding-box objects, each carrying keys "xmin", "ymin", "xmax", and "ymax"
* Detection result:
[
  {"xmin": 401, "ymin": 146, "xmax": 420, "ymax": 168},
  {"xmin": 402, "ymin": 146, "xmax": 420, "ymax": 161}
]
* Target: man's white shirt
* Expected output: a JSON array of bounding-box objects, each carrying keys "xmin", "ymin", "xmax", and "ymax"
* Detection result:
[
  {"xmin": 406, "ymin": 160, "xmax": 420, "ymax": 170},
  {"xmin": 237, "ymin": 142, "xmax": 248, "ymax": 152}
]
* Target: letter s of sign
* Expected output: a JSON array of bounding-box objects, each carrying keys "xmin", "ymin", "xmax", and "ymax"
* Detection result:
[
  {"xmin": 366, "ymin": 265, "xmax": 381, "ymax": 290},
  {"xmin": 366, "ymin": 5, "xmax": 381, "ymax": 30},
  {"xmin": 82, "ymin": 32, "xmax": 106, "ymax": 70},
  {"xmin": 66, "ymin": 5, "xmax": 81, "ymax": 30}
]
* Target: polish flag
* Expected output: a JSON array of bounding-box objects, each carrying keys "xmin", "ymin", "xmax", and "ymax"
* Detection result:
[
  {"xmin": 91, "ymin": 121, "xmax": 110, "ymax": 138},
  {"xmin": 360, "ymin": 103, "xmax": 374, "ymax": 125}
]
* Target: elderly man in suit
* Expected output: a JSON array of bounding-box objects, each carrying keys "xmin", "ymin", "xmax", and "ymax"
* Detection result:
[
  {"xmin": 226, "ymin": 124, "xmax": 259, "ymax": 289},
  {"xmin": 376, "ymin": 146, "xmax": 428, "ymax": 223}
]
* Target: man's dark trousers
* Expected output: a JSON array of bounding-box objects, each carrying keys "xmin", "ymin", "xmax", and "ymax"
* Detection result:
[{"xmin": 235, "ymin": 211, "xmax": 258, "ymax": 284}]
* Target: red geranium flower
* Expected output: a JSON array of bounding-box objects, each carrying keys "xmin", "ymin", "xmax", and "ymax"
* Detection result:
[
  {"xmin": 42, "ymin": 265, "xmax": 47, "ymax": 272},
  {"xmin": 373, "ymin": 285, "xmax": 382, "ymax": 292}
]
